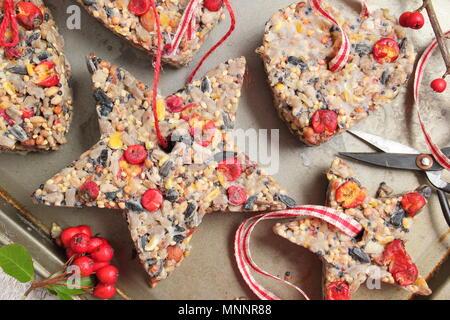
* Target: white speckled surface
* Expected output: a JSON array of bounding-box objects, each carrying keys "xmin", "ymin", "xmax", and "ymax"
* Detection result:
[{"xmin": 0, "ymin": 0, "xmax": 449, "ymax": 300}]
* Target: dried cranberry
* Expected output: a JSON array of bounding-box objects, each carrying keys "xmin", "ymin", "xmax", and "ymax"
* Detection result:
[
  {"xmin": 33, "ymin": 61, "xmax": 59, "ymax": 87},
  {"xmin": 0, "ymin": 109, "xmax": 14, "ymax": 126},
  {"xmin": 21, "ymin": 108, "xmax": 34, "ymax": 119},
  {"xmin": 16, "ymin": 1, "xmax": 43, "ymax": 30},
  {"xmin": 311, "ymin": 110, "xmax": 338, "ymax": 134},
  {"xmin": 128, "ymin": 0, "xmax": 150, "ymax": 16},
  {"xmin": 189, "ymin": 114, "xmax": 217, "ymax": 147},
  {"xmin": 141, "ymin": 189, "xmax": 163, "ymax": 212},
  {"xmin": 335, "ymin": 181, "xmax": 366, "ymax": 209},
  {"xmin": 204, "ymin": 0, "xmax": 223, "ymax": 12},
  {"xmin": 381, "ymin": 240, "xmax": 418, "ymax": 287},
  {"xmin": 124, "ymin": 144, "xmax": 147, "ymax": 164},
  {"xmin": 325, "ymin": 281, "xmax": 351, "ymax": 300},
  {"xmin": 4, "ymin": 47, "xmax": 22, "ymax": 60},
  {"xmin": 227, "ymin": 185, "xmax": 248, "ymax": 205},
  {"xmin": 72, "ymin": 256, "xmax": 94, "ymax": 277},
  {"xmin": 373, "ymin": 38, "xmax": 400, "ymax": 64},
  {"xmin": 93, "ymin": 283, "xmax": 116, "ymax": 299},
  {"xmin": 166, "ymin": 95, "xmax": 185, "ymax": 113},
  {"xmin": 401, "ymin": 192, "xmax": 426, "ymax": 217},
  {"xmin": 78, "ymin": 181, "xmax": 100, "ymax": 202},
  {"xmin": 217, "ymin": 158, "xmax": 242, "ymax": 181}
]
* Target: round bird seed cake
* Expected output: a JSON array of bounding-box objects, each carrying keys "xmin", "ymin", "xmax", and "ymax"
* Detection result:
[
  {"xmin": 257, "ymin": 1, "xmax": 416, "ymax": 146},
  {"xmin": 0, "ymin": 0, "xmax": 72, "ymax": 152}
]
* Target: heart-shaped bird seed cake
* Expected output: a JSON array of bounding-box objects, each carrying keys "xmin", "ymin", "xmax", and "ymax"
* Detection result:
[{"xmin": 257, "ymin": 1, "xmax": 416, "ymax": 146}]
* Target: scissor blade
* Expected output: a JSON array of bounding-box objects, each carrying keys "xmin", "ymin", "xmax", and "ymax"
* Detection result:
[
  {"xmin": 339, "ymin": 152, "xmax": 443, "ymax": 171},
  {"xmin": 348, "ymin": 130, "xmax": 420, "ymax": 154}
]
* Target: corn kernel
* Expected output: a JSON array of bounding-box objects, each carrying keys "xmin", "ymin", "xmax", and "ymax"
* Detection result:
[{"xmin": 108, "ymin": 132, "xmax": 123, "ymax": 149}]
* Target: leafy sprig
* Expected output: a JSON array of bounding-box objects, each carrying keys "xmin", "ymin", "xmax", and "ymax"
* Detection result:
[{"xmin": 0, "ymin": 244, "xmax": 93, "ymax": 300}]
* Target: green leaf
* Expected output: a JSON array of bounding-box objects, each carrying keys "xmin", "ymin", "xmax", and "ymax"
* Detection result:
[
  {"xmin": 47, "ymin": 275, "xmax": 94, "ymax": 296},
  {"xmin": 0, "ymin": 244, "xmax": 34, "ymax": 283},
  {"xmin": 57, "ymin": 292, "xmax": 73, "ymax": 300}
]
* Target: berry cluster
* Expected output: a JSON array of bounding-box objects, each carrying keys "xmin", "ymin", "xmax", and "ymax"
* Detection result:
[
  {"xmin": 399, "ymin": 10, "xmax": 447, "ymax": 93},
  {"xmin": 60, "ymin": 225, "xmax": 118, "ymax": 299}
]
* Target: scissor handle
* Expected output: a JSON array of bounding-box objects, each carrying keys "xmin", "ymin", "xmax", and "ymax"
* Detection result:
[{"xmin": 437, "ymin": 189, "xmax": 450, "ymax": 228}]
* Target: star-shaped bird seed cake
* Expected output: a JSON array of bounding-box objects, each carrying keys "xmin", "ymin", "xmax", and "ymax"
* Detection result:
[
  {"xmin": 77, "ymin": 0, "xmax": 224, "ymax": 67},
  {"xmin": 33, "ymin": 54, "xmax": 295, "ymax": 286},
  {"xmin": 274, "ymin": 158, "xmax": 431, "ymax": 300}
]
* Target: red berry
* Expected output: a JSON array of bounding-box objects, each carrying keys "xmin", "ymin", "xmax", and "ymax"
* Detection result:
[
  {"xmin": 93, "ymin": 261, "xmax": 110, "ymax": 272},
  {"xmin": 381, "ymin": 240, "xmax": 418, "ymax": 287},
  {"xmin": 217, "ymin": 158, "xmax": 242, "ymax": 181},
  {"xmin": 166, "ymin": 95, "xmax": 185, "ymax": 113},
  {"xmin": 430, "ymin": 78, "xmax": 447, "ymax": 93},
  {"xmin": 335, "ymin": 181, "xmax": 367, "ymax": 209},
  {"xmin": 96, "ymin": 265, "xmax": 119, "ymax": 284},
  {"xmin": 78, "ymin": 181, "xmax": 99, "ymax": 202},
  {"xmin": 70, "ymin": 233, "xmax": 91, "ymax": 254},
  {"xmin": 66, "ymin": 248, "xmax": 79, "ymax": 260},
  {"xmin": 91, "ymin": 244, "xmax": 114, "ymax": 262},
  {"xmin": 204, "ymin": 0, "xmax": 223, "ymax": 12},
  {"xmin": 128, "ymin": 0, "xmax": 150, "ymax": 16},
  {"xmin": 401, "ymin": 192, "xmax": 426, "ymax": 217},
  {"xmin": 76, "ymin": 225, "xmax": 92, "ymax": 238},
  {"xmin": 60, "ymin": 227, "xmax": 81, "ymax": 248},
  {"xmin": 72, "ymin": 256, "xmax": 94, "ymax": 277},
  {"xmin": 87, "ymin": 237, "xmax": 107, "ymax": 253},
  {"xmin": 326, "ymin": 281, "xmax": 351, "ymax": 300},
  {"xmin": 166, "ymin": 246, "xmax": 183, "ymax": 262},
  {"xmin": 21, "ymin": 108, "xmax": 34, "ymax": 119},
  {"xmin": 93, "ymin": 283, "xmax": 116, "ymax": 299},
  {"xmin": 373, "ymin": 38, "xmax": 400, "ymax": 64},
  {"xmin": 141, "ymin": 189, "xmax": 163, "ymax": 212},
  {"xmin": 33, "ymin": 61, "xmax": 60, "ymax": 87},
  {"xmin": 124, "ymin": 145, "xmax": 147, "ymax": 164},
  {"xmin": 16, "ymin": 1, "xmax": 43, "ymax": 30},
  {"xmin": 399, "ymin": 11, "xmax": 412, "ymax": 27},
  {"xmin": 311, "ymin": 110, "xmax": 338, "ymax": 134},
  {"xmin": 407, "ymin": 11, "xmax": 425, "ymax": 29},
  {"xmin": 4, "ymin": 47, "xmax": 22, "ymax": 60},
  {"xmin": 188, "ymin": 114, "xmax": 217, "ymax": 147},
  {"xmin": 227, "ymin": 186, "xmax": 248, "ymax": 206}
]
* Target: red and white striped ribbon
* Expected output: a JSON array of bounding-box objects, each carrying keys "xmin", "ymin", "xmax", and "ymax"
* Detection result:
[
  {"xmin": 165, "ymin": 0, "xmax": 202, "ymax": 56},
  {"xmin": 310, "ymin": 0, "xmax": 369, "ymax": 71},
  {"xmin": 413, "ymin": 30, "xmax": 450, "ymax": 170},
  {"xmin": 234, "ymin": 205, "xmax": 363, "ymax": 300}
]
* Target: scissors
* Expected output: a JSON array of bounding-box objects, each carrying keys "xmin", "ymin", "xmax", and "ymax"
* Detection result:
[{"xmin": 339, "ymin": 130, "xmax": 450, "ymax": 227}]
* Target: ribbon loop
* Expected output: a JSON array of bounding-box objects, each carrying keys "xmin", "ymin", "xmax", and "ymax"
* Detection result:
[
  {"xmin": 235, "ymin": 205, "xmax": 363, "ymax": 300},
  {"xmin": 414, "ymin": 30, "xmax": 450, "ymax": 170}
]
